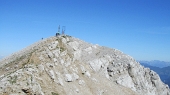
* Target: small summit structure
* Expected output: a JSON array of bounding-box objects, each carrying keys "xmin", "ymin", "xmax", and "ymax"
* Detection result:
[
  {"xmin": 56, "ymin": 25, "xmax": 66, "ymax": 36},
  {"xmin": 56, "ymin": 25, "xmax": 60, "ymax": 36}
]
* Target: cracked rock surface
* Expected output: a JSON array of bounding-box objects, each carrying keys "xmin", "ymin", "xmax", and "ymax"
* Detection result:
[{"xmin": 0, "ymin": 35, "xmax": 169, "ymax": 95}]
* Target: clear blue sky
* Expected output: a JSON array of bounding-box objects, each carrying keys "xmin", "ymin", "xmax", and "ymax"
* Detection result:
[{"xmin": 0, "ymin": 0, "xmax": 170, "ymax": 61}]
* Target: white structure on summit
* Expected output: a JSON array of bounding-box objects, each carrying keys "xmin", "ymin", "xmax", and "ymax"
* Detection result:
[
  {"xmin": 56, "ymin": 25, "xmax": 65, "ymax": 36},
  {"xmin": 62, "ymin": 26, "xmax": 65, "ymax": 35},
  {"xmin": 56, "ymin": 25, "xmax": 60, "ymax": 36}
]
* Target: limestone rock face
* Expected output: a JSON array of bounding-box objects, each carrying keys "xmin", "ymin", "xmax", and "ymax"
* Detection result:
[{"xmin": 0, "ymin": 35, "xmax": 169, "ymax": 95}]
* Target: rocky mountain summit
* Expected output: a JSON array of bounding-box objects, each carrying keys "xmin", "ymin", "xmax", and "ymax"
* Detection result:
[{"xmin": 0, "ymin": 35, "xmax": 169, "ymax": 95}]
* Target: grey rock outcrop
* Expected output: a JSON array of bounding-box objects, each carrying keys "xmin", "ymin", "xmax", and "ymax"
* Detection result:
[{"xmin": 0, "ymin": 35, "xmax": 169, "ymax": 95}]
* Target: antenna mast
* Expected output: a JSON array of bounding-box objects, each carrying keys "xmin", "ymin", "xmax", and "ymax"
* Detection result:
[
  {"xmin": 62, "ymin": 26, "xmax": 65, "ymax": 35},
  {"xmin": 56, "ymin": 25, "xmax": 60, "ymax": 36},
  {"xmin": 58, "ymin": 25, "xmax": 60, "ymax": 34}
]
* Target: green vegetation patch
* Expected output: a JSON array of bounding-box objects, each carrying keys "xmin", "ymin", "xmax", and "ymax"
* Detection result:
[
  {"xmin": 60, "ymin": 47, "xmax": 65, "ymax": 52},
  {"xmin": 51, "ymin": 92, "xmax": 59, "ymax": 95},
  {"xmin": 8, "ymin": 75, "xmax": 17, "ymax": 84}
]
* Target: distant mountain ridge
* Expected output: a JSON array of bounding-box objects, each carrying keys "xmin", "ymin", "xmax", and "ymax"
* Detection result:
[
  {"xmin": 139, "ymin": 60, "xmax": 170, "ymax": 68},
  {"xmin": 0, "ymin": 56, "xmax": 3, "ymax": 59}
]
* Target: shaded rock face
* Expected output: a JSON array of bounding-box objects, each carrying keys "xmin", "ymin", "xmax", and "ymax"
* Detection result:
[{"xmin": 0, "ymin": 35, "xmax": 169, "ymax": 95}]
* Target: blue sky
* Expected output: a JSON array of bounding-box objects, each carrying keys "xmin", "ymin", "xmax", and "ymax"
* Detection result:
[{"xmin": 0, "ymin": 0, "xmax": 170, "ymax": 61}]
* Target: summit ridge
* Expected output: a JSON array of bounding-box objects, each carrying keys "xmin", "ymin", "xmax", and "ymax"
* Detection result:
[{"xmin": 0, "ymin": 35, "xmax": 169, "ymax": 95}]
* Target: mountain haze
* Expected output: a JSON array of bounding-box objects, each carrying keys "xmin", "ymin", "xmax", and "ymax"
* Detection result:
[
  {"xmin": 139, "ymin": 60, "xmax": 170, "ymax": 68},
  {"xmin": 0, "ymin": 35, "xmax": 169, "ymax": 95},
  {"xmin": 0, "ymin": 56, "xmax": 3, "ymax": 60}
]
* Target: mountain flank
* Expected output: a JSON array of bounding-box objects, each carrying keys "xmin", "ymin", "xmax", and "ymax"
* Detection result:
[
  {"xmin": 140, "ymin": 63, "xmax": 170, "ymax": 87},
  {"xmin": 0, "ymin": 35, "xmax": 169, "ymax": 95}
]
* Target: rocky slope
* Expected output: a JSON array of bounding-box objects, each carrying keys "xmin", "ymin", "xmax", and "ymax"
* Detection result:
[
  {"xmin": 140, "ymin": 63, "xmax": 170, "ymax": 87},
  {"xmin": 0, "ymin": 35, "xmax": 169, "ymax": 95}
]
